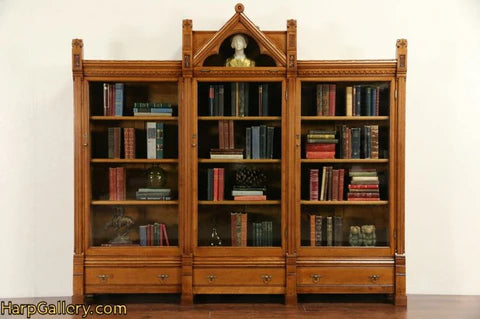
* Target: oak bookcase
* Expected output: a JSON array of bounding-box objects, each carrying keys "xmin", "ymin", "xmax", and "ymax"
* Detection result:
[{"xmin": 72, "ymin": 3, "xmax": 407, "ymax": 306}]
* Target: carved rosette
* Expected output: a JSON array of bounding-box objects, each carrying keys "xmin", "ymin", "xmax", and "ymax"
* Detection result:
[
  {"xmin": 396, "ymin": 39, "xmax": 407, "ymax": 49},
  {"xmin": 235, "ymin": 3, "xmax": 244, "ymax": 13}
]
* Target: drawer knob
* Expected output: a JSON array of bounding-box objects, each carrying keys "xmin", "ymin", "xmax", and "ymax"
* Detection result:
[
  {"xmin": 261, "ymin": 275, "xmax": 272, "ymax": 284},
  {"xmin": 157, "ymin": 274, "xmax": 169, "ymax": 281},
  {"xmin": 310, "ymin": 274, "xmax": 322, "ymax": 283},
  {"xmin": 97, "ymin": 274, "xmax": 110, "ymax": 281},
  {"xmin": 206, "ymin": 275, "xmax": 216, "ymax": 283},
  {"xmin": 369, "ymin": 274, "xmax": 380, "ymax": 282}
]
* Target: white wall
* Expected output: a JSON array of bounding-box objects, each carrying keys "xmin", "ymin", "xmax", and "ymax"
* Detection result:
[{"xmin": 0, "ymin": 0, "xmax": 479, "ymax": 297}]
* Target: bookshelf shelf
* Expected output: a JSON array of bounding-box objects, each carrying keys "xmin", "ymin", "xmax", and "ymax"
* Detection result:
[
  {"xmin": 91, "ymin": 116, "xmax": 178, "ymax": 121},
  {"xmin": 91, "ymin": 159, "xmax": 178, "ymax": 163},
  {"xmin": 301, "ymin": 159, "xmax": 388, "ymax": 164},
  {"xmin": 300, "ymin": 200, "xmax": 389, "ymax": 206},
  {"xmin": 301, "ymin": 116, "xmax": 389, "ymax": 121},
  {"xmin": 198, "ymin": 200, "xmax": 281, "ymax": 205},
  {"xmin": 198, "ymin": 116, "xmax": 282, "ymax": 121},
  {"xmin": 91, "ymin": 200, "xmax": 179, "ymax": 205},
  {"xmin": 198, "ymin": 159, "xmax": 281, "ymax": 163}
]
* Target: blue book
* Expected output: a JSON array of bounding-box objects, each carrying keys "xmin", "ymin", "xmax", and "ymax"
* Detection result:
[
  {"xmin": 150, "ymin": 108, "xmax": 173, "ymax": 113},
  {"xmin": 252, "ymin": 126, "xmax": 260, "ymax": 159},
  {"xmin": 260, "ymin": 125, "xmax": 267, "ymax": 159},
  {"xmin": 355, "ymin": 85, "xmax": 361, "ymax": 116},
  {"xmin": 246, "ymin": 127, "xmax": 252, "ymax": 159},
  {"xmin": 371, "ymin": 88, "xmax": 377, "ymax": 116},
  {"xmin": 114, "ymin": 83, "xmax": 124, "ymax": 116},
  {"xmin": 351, "ymin": 127, "xmax": 361, "ymax": 158},
  {"xmin": 139, "ymin": 225, "xmax": 147, "ymax": 246},
  {"xmin": 207, "ymin": 169, "xmax": 213, "ymax": 200},
  {"xmin": 365, "ymin": 87, "xmax": 372, "ymax": 116}
]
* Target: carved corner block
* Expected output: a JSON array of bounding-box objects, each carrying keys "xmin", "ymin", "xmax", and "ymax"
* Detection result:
[
  {"xmin": 396, "ymin": 39, "xmax": 407, "ymax": 73},
  {"xmin": 72, "ymin": 39, "xmax": 83, "ymax": 74}
]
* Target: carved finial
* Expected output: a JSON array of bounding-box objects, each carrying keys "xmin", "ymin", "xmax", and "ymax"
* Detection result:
[
  {"xmin": 183, "ymin": 19, "xmax": 192, "ymax": 29},
  {"xmin": 396, "ymin": 39, "xmax": 407, "ymax": 49},
  {"xmin": 287, "ymin": 19, "xmax": 297, "ymax": 31},
  {"xmin": 72, "ymin": 39, "xmax": 83, "ymax": 48},
  {"xmin": 235, "ymin": 3, "xmax": 244, "ymax": 13}
]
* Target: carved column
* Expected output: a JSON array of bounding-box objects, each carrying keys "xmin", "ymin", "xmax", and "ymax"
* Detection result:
[
  {"xmin": 395, "ymin": 39, "xmax": 407, "ymax": 306},
  {"xmin": 72, "ymin": 39, "xmax": 85, "ymax": 298}
]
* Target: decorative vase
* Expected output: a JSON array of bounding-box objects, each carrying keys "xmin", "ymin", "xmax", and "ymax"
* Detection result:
[{"xmin": 147, "ymin": 165, "xmax": 166, "ymax": 188}]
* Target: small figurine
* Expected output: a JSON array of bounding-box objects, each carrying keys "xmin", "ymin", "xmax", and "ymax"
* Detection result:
[
  {"xmin": 104, "ymin": 208, "xmax": 135, "ymax": 244},
  {"xmin": 225, "ymin": 34, "xmax": 255, "ymax": 67},
  {"xmin": 349, "ymin": 226, "xmax": 363, "ymax": 246},
  {"xmin": 361, "ymin": 225, "xmax": 376, "ymax": 246},
  {"xmin": 209, "ymin": 219, "xmax": 222, "ymax": 246}
]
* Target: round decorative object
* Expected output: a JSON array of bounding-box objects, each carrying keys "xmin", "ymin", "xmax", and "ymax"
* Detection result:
[
  {"xmin": 235, "ymin": 167, "xmax": 267, "ymax": 187},
  {"xmin": 147, "ymin": 165, "xmax": 167, "ymax": 188},
  {"xmin": 235, "ymin": 3, "xmax": 244, "ymax": 13}
]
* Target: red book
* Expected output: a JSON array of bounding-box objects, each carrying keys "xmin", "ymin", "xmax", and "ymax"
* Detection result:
[
  {"xmin": 329, "ymin": 84, "xmax": 336, "ymax": 116},
  {"xmin": 109, "ymin": 84, "xmax": 115, "ymax": 116},
  {"xmin": 332, "ymin": 169, "xmax": 339, "ymax": 201},
  {"xmin": 116, "ymin": 167, "xmax": 125, "ymax": 200},
  {"xmin": 306, "ymin": 151, "xmax": 335, "ymax": 159},
  {"xmin": 124, "ymin": 128, "xmax": 136, "ymax": 159},
  {"xmin": 338, "ymin": 169, "xmax": 345, "ymax": 201},
  {"xmin": 241, "ymin": 213, "xmax": 247, "ymax": 247},
  {"xmin": 234, "ymin": 195, "xmax": 267, "ymax": 201},
  {"xmin": 231, "ymin": 213, "xmax": 237, "ymax": 246},
  {"xmin": 306, "ymin": 144, "xmax": 336, "ymax": 152},
  {"xmin": 347, "ymin": 197, "xmax": 380, "ymax": 201},
  {"xmin": 348, "ymin": 193, "xmax": 380, "ymax": 198},
  {"xmin": 213, "ymin": 168, "xmax": 219, "ymax": 201},
  {"xmin": 327, "ymin": 166, "xmax": 333, "ymax": 201},
  {"xmin": 159, "ymin": 224, "xmax": 163, "ymax": 246},
  {"xmin": 218, "ymin": 168, "xmax": 225, "ymax": 201},
  {"xmin": 348, "ymin": 184, "xmax": 379, "ymax": 189},
  {"xmin": 375, "ymin": 87, "xmax": 380, "ymax": 116},
  {"xmin": 228, "ymin": 120, "xmax": 234, "ymax": 150},
  {"xmin": 218, "ymin": 121, "xmax": 225, "ymax": 149},
  {"xmin": 109, "ymin": 167, "xmax": 116, "ymax": 200},
  {"xmin": 309, "ymin": 169, "xmax": 319, "ymax": 201},
  {"xmin": 161, "ymin": 224, "xmax": 170, "ymax": 246},
  {"xmin": 310, "ymin": 215, "xmax": 316, "ymax": 246}
]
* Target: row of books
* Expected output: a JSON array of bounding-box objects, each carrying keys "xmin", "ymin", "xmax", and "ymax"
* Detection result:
[
  {"xmin": 338, "ymin": 125, "xmax": 379, "ymax": 159},
  {"xmin": 347, "ymin": 168, "xmax": 380, "ymax": 201},
  {"xmin": 309, "ymin": 215, "xmax": 343, "ymax": 246},
  {"xmin": 346, "ymin": 85, "xmax": 381, "ymax": 116},
  {"xmin": 210, "ymin": 120, "xmax": 245, "ymax": 159},
  {"xmin": 309, "ymin": 167, "xmax": 345, "ymax": 201},
  {"xmin": 305, "ymin": 130, "xmax": 338, "ymax": 159},
  {"xmin": 135, "ymin": 188, "xmax": 173, "ymax": 200},
  {"xmin": 139, "ymin": 223, "xmax": 170, "ymax": 246},
  {"xmin": 146, "ymin": 122, "xmax": 165, "ymax": 159},
  {"xmin": 252, "ymin": 221, "xmax": 273, "ymax": 246},
  {"xmin": 231, "ymin": 212, "xmax": 247, "ymax": 246},
  {"xmin": 109, "ymin": 167, "xmax": 126, "ymax": 200},
  {"xmin": 246, "ymin": 125, "xmax": 275, "ymax": 159},
  {"xmin": 133, "ymin": 102, "xmax": 173, "ymax": 117},
  {"xmin": 207, "ymin": 168, "xmax": 225, "ymax": 201},
  {"xmin": 208, "ymin": 83, "xmax": 270, "ymax": 116},
  {"xmin": 315, "ymin": 84, "xmax": 336, "ymax": 116},
  {"xmin": 103, "ymin": 83, "xmax": 124, "ymax": 116}
]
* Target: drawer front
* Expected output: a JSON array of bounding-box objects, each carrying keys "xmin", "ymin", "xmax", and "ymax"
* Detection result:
[
  {"xmin": 194, "ymin": 267, "xmax": 285, "ymax": 287},
  {"xmin": 297, "ymin": 266, "xmax": 394, "ymax": 286},
  {"xmin": 85, "ymin": 267, "xmax": 181, "ymax": 286}
]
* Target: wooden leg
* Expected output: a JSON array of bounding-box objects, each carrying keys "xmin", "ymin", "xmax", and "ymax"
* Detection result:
[
  {"xmin": 285, "ymin": 253, "xmax": 297, "ymax": 306},
  {"xmin": 395, "ymin": 254, "xmax": 407, "ymax": 307},
  {"xmin": 181, "ymin": 254, "xmax": 193, "ymax": 306}
]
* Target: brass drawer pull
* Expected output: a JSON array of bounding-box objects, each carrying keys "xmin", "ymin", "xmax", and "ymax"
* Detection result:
[
  {"xmin": 369, "ymin": 274, "xmax": 380, "ymax": 282},
  {"xmin": 97, "ymin": 274, "xmax": 110, "ymax": 281},
  {"xmin": 310, "ymin": 274, "xmax": 322, "ymax": 283},
  {"xmin": 261, "ymin": 275, "xmax": 272, "ymax": 284},
  {"xmin": 206, "ymin": 275, "xmax": 216, "ymax": 283},
  {"xmin": 157, "ymin": 274, "xmax": 169, "ymax": 281}
]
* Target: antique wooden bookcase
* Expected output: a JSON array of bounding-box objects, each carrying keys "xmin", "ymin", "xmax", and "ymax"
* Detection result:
[{"xmin": 72, "ymin": 3, "xmax": 406, "ymax": 305}]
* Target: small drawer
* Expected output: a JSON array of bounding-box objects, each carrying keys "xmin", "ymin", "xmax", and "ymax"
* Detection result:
[
  {"xmin": 297, "ymin": 266, "xmax": 394, "ymax": 286},
  {"xmin": 194, "ymin": 267, "xmax": 285, "ymax": 287},
  {"xmin": 85, "ymin": 267, "xmax": 181, "ymax": 286}
]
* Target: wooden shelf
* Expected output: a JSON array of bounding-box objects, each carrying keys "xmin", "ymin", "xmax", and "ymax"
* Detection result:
[
  {"xmin": 301, "ymin": 159, "xmax": 388, "ymax": 163},
  {"xmin": 300, "ymin": 200, "xmax": 388, "ymax": 205},
  {"xmin": 198, "ymin": 159, "xmax": 281, "ymax": 163},
  {"xmin": 91, "ymin": 200, "xmax": 179, "ymax": 205},
  {"xmin": 91, "ymin": 159, "xmax": 178, "ymax": 163},
  {"xmin": 301, "ymin": 116, "xmax": 389, "ymax": 121},
  {"xmin": 91, "ymin": 116, "xmax": 178, "ymax": 121},
  {"xmin": 198, "ymin": 116, "xmax": 281, "ymax": 121},
  {"xmin": 198, "ymin": 200, "xmax": 281, "ymax": 205}
]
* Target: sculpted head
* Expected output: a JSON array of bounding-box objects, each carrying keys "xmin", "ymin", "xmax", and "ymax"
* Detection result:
[{"xmin": 231, "ymin": 34, "xmax": 248, "ymax": 51}]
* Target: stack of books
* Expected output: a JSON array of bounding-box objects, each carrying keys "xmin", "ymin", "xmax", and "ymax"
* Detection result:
[
  {"xmin": 345, "ymin": 85, "xmax": 381, "ymax": 116},
  {"xmin": 252, "ymin": 220, "xmax": 273, "ymax": 246},
  {"xmin": 338, "ymin": 125, "xmax": 379, "ymax": 159},
  {"xmin": 305, "ymin": 130, "xmax": 337, "ymax": 159},
  {"xmin": 245, "ymin": 125, "xmax": 274, "ymax": 159},
  {"xmin": 309, "ymin": 215, "xmax": 343, "ymax": 246},
  {"xmin": 316, "ymin": 84, "xmax": 336, "ymax": 116},
  {"xmin": 103, "ymin": 83, "xmax": 124, "ymax": 116},
  {"xmin": 347, "ymin": 168, "xmax": 380, "ymax": 201},
  {"xmin": 136, "ymin": 188, "xmax": 172, "ymax": 200},
  {"xmin": 210, "ymin": 120, "xmax": 244, "ymax": 159},
  {"xmin": 109, "ymin": 167, "xmax": 126, "ymax": 200},
  {"xmin": 139, "ymin": 223, "xmax": 170, "ymax": 246},
  {"xmin": 309, "ymin": 167, "xmax": 345, "ymax": 201},
  {"xmin": 133, "ymin": 103, "xmax": 173, "ymax": 116},
  {"xmin": 230, "ymin": 212, "xmax": 247, "ymax": 246},
  {"xmin": 232, "ymin": 186, "xmax": 266, "ymax": 201},
  {"xmin": 146, "ymin": 122, "xmax": 164, "ymax": 159},
  {"xmin": 207, "ymin": 168, "xmax": 225, "ymax": 201}
]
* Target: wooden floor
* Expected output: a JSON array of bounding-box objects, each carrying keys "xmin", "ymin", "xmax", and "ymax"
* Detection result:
[{"xmin": 2, "ymin": 295, "xmax": 479, "ymax": 318}]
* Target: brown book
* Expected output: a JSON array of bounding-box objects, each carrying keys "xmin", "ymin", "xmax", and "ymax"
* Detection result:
[
  {"xmin": 371, "ymin": 125, "xmax": 379, "ymax": 159},
  {"xmin": 109, "ymin": 167, "xmax": 116, "ymax": 200},
  {"xmin": 218, "ymin": 121, "xmax": 225, "ymax": 149},
  {"xmin": 231, "ymin": 212, "xmax": 237, "ymax": 246},
  {"xmin": 113, "ymin": 127, "xmax": 121, "ymax": 158},
  {"xmin": 309, "ymin": 169, "xmax": 319, "ymax": 201},
  {"xmin": 338, "ymin": 169, "xmax": 345, "ymax": 201},
  {"xmin": 218, "ymin": 168, "xmax": 224, "ymax": 201},
  {"xmin": 241, "ymin": 213, "xmax": 247, "ymax": 247},
  {"xmin": 316, "ymin": 84, "xmax": 322, "ymax": 115},
  {"xmin": 315, "ymin": 216, "xmax": 322, "ymax": 246},
  {"xmin": 310, "ymin": 215, "xmax": 316, "ymax": 246},
  {"xmin": 229, "ymin": 120, "xmax": 235, "ymax": 149},
  {"xmin": 329, "ymin": 84, "xmax": 336, "ymax": 116},
  {"xmin": 116, "ymin": 167, "xmax": 125, "ymax": 200},
  {"xmin": 322, "ymin": 84, "xmax": 329, "ymax": 116},
  {"xmin": 124, "ymin": 128, "xmax": 135, "ymax": 159},
  {"xmin": 332, "ymin": 169, "xmax": 339, "ymax": 201},
  {"xmin": 210, "ymin": 148, "xmax": 244, "ymax": 154}
]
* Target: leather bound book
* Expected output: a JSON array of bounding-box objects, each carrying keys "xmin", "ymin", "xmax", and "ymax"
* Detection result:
[
  {"xmin": 371, "ymin": 125, "xmax": 379, "ymax": 159},
  {"xmin": 310, "ymin": 215, "xmax": 316, "ymax": 246},
  {"xmin": 326, "ymin": 216, "xmax": 333, "ymax": 246},
  {"xmin": 114, "ymin": 83, "xmax": 124, "ymax": 116},
  {"xmin": 306, "ymin": 151, "xmax": 335, "ymax": 159},
  {"xmin": 108, "ymin": 127, "xmax": 114, "ymax": 158},
  {"xmin": 161, "ymin": 224, "xmax": 170, "ymax": 246},
  {"xmin": 327, "ymin": 166, "xmax": 333, "ymax": 201},
  {"xmin": 109, "ymin": 167, "xmax": 116, "ymax": 200},
  {"xmin": 306, "ymin": 143, "xmax": 336, "ymax": 152},
  {"xmin": 262, "ymin": 84, "xmax": 269, "ymax": 116},
  {"xmin": 316, "ymin": 84, "xmax": 322, "ymax": 115},
  {"xmin": 231, "ymin": 212, "xmax": 237, "ymax": 246},
  {"xmin": 209, "ymin": 85, "xmax": 215, "ymax": 116},
  {"xmin": 258, "ymin": 84, "xmax": 263, "ymax": 116},
  {"xmin": 329, "ymin": 84, "xmax": 336, "ymax": 116},
  {"xmin": 332, "ymin": 169, "xmax": 339, "ymax": 201},
  {"xmin": 214, "ymin": 84, "xmax": 219, "ymax": 116},
  {"xmin": 241, "ymin": 213, "xmax": 247, "ymax": 247},
  {"xmin": 109, "ymin": 83, "xmax": 115, "ymax": 116},
  {"xmin": 114, "ymin": 127, "xmax": 121, "ymax": 158},
  {"xmin": 219, "ymin": 168, "xmax": 225, "ymax": 201},
  {"xmin": 315, "ymin": 216, "xmax": 322, "ymax": 246},
  {"xmin": 218, "ymin": 85, "xmax": 224, "ymax": 116},
  {"xmin": 218, "ymin": 121, "xmax": 225, "ymax": 149},
  {"xmin": 103, "ymin": 83, "xmax": 109, "ymax": 116},
  {"xmin": 207, "ymin": 168, "xmax": 213, "ymax": 200},
  {"xmin": 116, "ymin": 167, "xmax": 125, "ymax": 200},
  {"xmin": 322, "ymin": 84, "xmax": 329, "ymax": 116},
  {"xmin": 309, "ymin": 169, "xmax": 319, "ymax": 201},
  {"xmin": 320, "ymin": 166, "xmax": 327, "ymax": 201},
  {"xmin": 267, "ymin": 127, "xmax": 274, "ymax": 159},
  {"xmin": 345, "ymin": 86, "xmax": 353, "ymax": 116},
  {"xmin": 229, "ymin": 120, "xmax": 234, "ymax": 149},
  {"xmin": 338, "ymin": 169, "xmax": 345, "ymax": 201},
  {"xmin": 260, "ymin": 125, "xmax": 267, "ymax": 159},
  {"xmin": 213, "ymin": 168, "xmax": 219, "ymax": 201},
  {"xmin": 246, "ymin": 127, "xmax": 252, "ymax": 159},
  {"xmin": 156, "ymin": 122, "xmax": 164, "ymax": 159}
]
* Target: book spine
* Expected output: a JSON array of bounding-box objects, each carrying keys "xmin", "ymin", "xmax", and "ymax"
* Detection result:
[
  {"xmin": 232, "ymin": 190, "xmax": 264, "ymax": 196},
  {"xmin": 263, "ymin": 84, "xmax": 268, "ymax": 116},
  {"xmin": 236, "ymin": 213, "xmax": 242, "ymax": 247},
  {"xmin": 371, "ymin": 125, "xmax": 379, "ymax": 159},
  {"xmin": 315, "ymin": 216, "xmax": 322, "ymax": 246},
  {"xmin": 355, "ymin": 85, "xmax": 361, "ymax": 116},
  {"xmin": 332, "ymin": 169, "xmax": 339, "ymax": 201},
  {"xmin": 348, "ymin": 184, "xmax": 379, "ymax": 189},
  {"xmin": 322, "ymin": 84, "xmax": 329, "ymax": 116},
  {"xmin": 156, "ymin": 122, "xmax": 164, "ymax": 159},
  {"xmin": 310, "ymin": 215, "xmax": 316, "ymax": 246},
  {"xmin": 338, "ymin": 169, "xmax": 345, "ymax": 201},
  {"xmin": 231, "ymin": 82, "xmax": 237, "ymax": 116},
  {"xmin": 260, "ymin": 125, "xmax": 266, "ymax": 159},
  {"xmin": 109, "ymin": 167, "xmax": 116, "ymax": 200},
  {"xmin": 214, "ymin": 84, "xmax": 219, "ymax": 116},
  {"xmin": 365, "ymin": 87, "xmax": 371, "ymax": 116},
  {"xmin": 207, "ymin": 168, "xmax": 213, "ymax": 200},
  {"xmin": 241, "ymin": 213, "xmax": 247, "ymax": 247},
  {"xmin": 139, "ymin": 226, "xmax": 146, "ymax": 246},
  {"xmin": 267, "ymin": 126, "xmax": 274, "ymax": 159},
  {"xmin": 351, "ymin": 128, "xmax": 361, "ymax": 159},
  {"xmin": 109, "ymin": 83, "xmax": 115, "ymax": 116},
  {"xmin": 326, "ymin": 216, "xmax": 333, "ymax": 246},
  {"xmin": 252, "ymin": 126, "xmax": 260, "ymax": 159},
  {"xmin": 114, "ymin": 83, "xmax": 124, "ymax": 116},
  {"xmin": 245, "ymin": 127, "xmax": 252, "ymax": 159},
  {"xmin": 213, "ymin": 168, "xmax": 219, "ymax": 201},
  {"xmin": 162, "ymin": 224, "xmax": 170, "ymax": 246},
  {"xmin": 146, "ymin": 122, "xmax": 156, "ymax": 159},
  {"xmin": 103, "ymin": 83, "xmax": 109, "ymax": 116},
  {"xmin": 334, "ymin": 216, "xmax": 343, "ymax": 246},
  {"xmin": 228, "ymin": 120, "xmax": 234, "ymax": 150},
  {"xmin": 345, "ymin": 86, "xmax": 353, "ymax": 116},
  {"xmin": 306, "ymin": 151, "xmax": 336, "ymax": 159},
  {"xmin": 209, "ymin": 85, "xmax": 214, "ymax": 116},
  {"xmin": 309, "ymin": 169, "xmax": 319, "ymax": 201},
  {"xmin": 231, "ymin": 213, "xmax": 237, "ymax": 246},
  {"xmin": 376, "ymin": 86, "xmax": 380, "ymax": 116},
  {"xmin": 258, "ymin": 84, "xmax": 263, "ymax": 116},
  {"xmin": 244, "ymin": 83, "xmax": 249, "ymax": 116},
  {"xmin": 239, "ymin": 83, "xmax": 245, "ymax": 117},
  {"xmin": 146, "ymin": 225, "xmax": 151, "ymax": 246},
  {"xmin": 219, "ymin": 168, "xmax": 224, "ymax": 201},
  {"xmin": 327, "ymin": 166, "xmax": 333, "ymax": 201},
  {"xmin": 320, "ymin": 166, "xmax": 327, "ymax": 201},
  {"xmin": 108, "ymin": 128, "xmax": 114, "ymax": 158},
  {"xmin": 329, "ymin": 84, "xmax": 336, "ymax": 116},
  {"xmin": 113, "ymin": 127, "xmax": 121, "ymax": 158},
  {"xmin": 116, "ymin": 167, "xmax": 125, "ymax": 200},
  {"xmin": 316, "ymin": 84, "xmax": 322, "ymax": 115},
  {"xmin": 218, "ymin": 121, "xmax": 225, "ymax": 149},
  {"xmin": 218, "ymin": 85, "xmax": 224, "ymax": 116}
]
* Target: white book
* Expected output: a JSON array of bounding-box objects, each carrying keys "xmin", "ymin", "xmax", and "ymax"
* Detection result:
[
  {"xmin": 210, "ymin": 154, "xmax": 244, "ymax": 159},
  {"xmin": 232, "ymin": 190, "xmax": 264, "ymax": 196},
  {"xmin": 146, "ymin": 122, "xmax": 157, "ymax": 159},
  {"xmin": 351, "ymin": 176, "xmax": 379, "ymax": 182},
  {"xmin": 320, "ymin": 166, "xmax": 327, "ymax": 201},
  {"xmin": 134, "ymin": 112, "xmax": 172, "ymax": 116}
]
